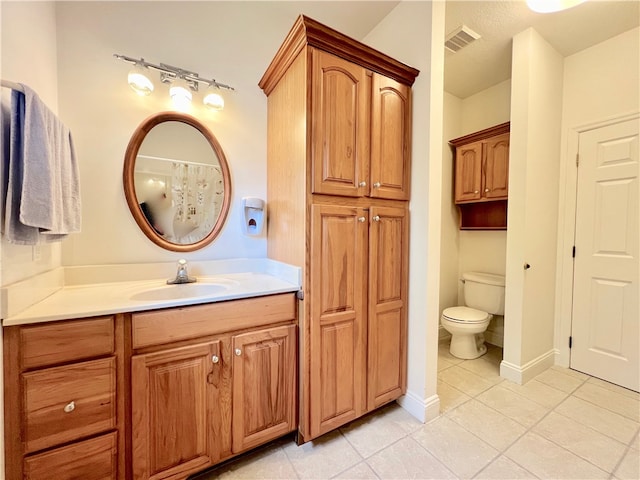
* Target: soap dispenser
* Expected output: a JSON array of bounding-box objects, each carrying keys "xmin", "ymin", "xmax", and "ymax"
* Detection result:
[{"xmin": 242, "ymin": 197, "xmax": 265, "ymax": 236}]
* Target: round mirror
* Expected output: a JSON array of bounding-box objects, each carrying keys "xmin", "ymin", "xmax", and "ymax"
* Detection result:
[{"xmin": 123, "ymin": 112, "xmax": 231, "ymax": 252}]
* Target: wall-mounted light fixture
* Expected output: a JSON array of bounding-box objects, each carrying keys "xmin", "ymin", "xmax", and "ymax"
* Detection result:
[{"xmin": 114, "ymin": 54, "xmax": 234, "ymax": 111}]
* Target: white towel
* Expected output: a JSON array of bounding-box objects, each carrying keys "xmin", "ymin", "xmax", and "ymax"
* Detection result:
[{"xmin": 1, "ymin": 85, "xmax": 81, "ymax": 245}]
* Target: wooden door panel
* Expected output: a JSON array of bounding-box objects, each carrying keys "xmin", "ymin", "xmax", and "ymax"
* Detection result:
[
  {"xmin": 455, "ymin": 142, "xmax": 483, "ymax": 203},
  {"xmin": 368, "ymin": 206, "xmax": 408, "ymax": 410},
  {"xmin": 131, "ymin": 342, "xmax": 219, "ymax": 480},
  {"xmin": 370, "ymin": 74, "xmax": 411, "ymax": 200},
  {"xmin": 484, "ymin": 133, "xmax": 510, "ymax": 199},
  {"xmin": 312, "ymin": 49, "xmax": 369, "ymax": 197},
  {"xmin": 232, "ymin": 325, "xmax": 296, "ymax": 453},
  {"xmin": 309, "ymin": 204, "xmax": 367, "ymax": 437}
]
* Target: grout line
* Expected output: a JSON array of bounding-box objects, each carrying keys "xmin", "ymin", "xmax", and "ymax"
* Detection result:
[{"xmin": 406, "ymin": 432, "xmax": 461, "ymax": 479}]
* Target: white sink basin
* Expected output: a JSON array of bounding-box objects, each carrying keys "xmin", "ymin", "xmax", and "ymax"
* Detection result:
[{"xmin": 129, "ymin": 282, "xmax": 231, "ymax": 302}]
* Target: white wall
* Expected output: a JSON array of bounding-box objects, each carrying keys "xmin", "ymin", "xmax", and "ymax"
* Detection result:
[
  {"xmin": 1, "ymin": 2, "xmax": 61, "ymax": 286},
  {"xmin": 365, "ymin": 0, "xmax": 445, "ymax": 422},
  {"xmin": 503, "ymin": 28, "xmax": 563, "ymax": 383},
  {"xmin": 555, "ymin": 27, "xmax": 640, "ymax": 366},
  {"xmin": 440, "ymin": 92, "xmax": 462, "ymax": 318}
]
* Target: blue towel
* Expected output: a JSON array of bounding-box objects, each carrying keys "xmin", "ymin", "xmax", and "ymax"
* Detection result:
[{"xmin": 1, "ymin": 85, "xmax": 81, "ymax": 245}]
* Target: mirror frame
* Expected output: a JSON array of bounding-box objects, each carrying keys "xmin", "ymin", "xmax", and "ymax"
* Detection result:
[{"xmin": 123, "ymin": 112, "xmax": 232, "ymax": 252}]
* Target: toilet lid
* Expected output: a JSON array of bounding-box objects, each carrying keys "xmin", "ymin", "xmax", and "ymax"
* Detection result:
[{"xmin": 442, "ymin": 306, "xmax": 490, "ymax": 323}]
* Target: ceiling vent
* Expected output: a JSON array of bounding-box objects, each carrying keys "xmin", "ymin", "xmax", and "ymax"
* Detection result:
[{"xmin": 445, "ymin": 25, "xmax": 481, "ymax": 53}]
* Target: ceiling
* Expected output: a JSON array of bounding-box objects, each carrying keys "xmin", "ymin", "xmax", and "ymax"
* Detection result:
[
  {"xmin": 444, "ymin": 0, "xmax": 640, "ymax": 98},
  {"xmin": 273, "ymin": 1, "xmax": 638, "ymax": 99}
]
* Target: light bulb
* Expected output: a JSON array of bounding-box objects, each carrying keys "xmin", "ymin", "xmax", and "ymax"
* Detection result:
[
  {"xmin": 526, "ymin": 0, "xmax": 586, "ymax": 13},
  {"xmin": 127, "ymin": 64, "xmax": 154, "ymax": 96},
  {"xmin": 203, "ymin": 85, "xmax": 225, "ymax": 111},
  {"xmin": 170, "ymin": 77, "xmax": 193, "ymax": 110}
]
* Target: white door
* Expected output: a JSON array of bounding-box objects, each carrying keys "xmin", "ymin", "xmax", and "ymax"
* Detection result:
[{"xmin": 571, "ymin": 117, "xmax": 639, "ymax": 392}]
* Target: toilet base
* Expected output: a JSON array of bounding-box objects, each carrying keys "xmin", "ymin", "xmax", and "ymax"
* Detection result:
[{"xmin": 449, "ymin": 333, "xmax": 487, "ymax": 360}]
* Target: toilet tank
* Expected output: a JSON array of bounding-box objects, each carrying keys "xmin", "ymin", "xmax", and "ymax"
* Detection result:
[{"xmin": 463, "ymin": 272, "xmax": 505, "ymax": 315}]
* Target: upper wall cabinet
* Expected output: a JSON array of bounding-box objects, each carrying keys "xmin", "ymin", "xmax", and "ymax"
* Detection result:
[
  {"xmin": 451, "ymin": 123, "xmax": 510, "ymax": 204},
  {"xmin": 450, "ymin": 122, "xmax": 510, "ymax": 229}
]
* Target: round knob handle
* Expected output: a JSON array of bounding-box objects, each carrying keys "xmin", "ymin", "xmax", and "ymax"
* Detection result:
[
  {"xmin": 63, "ymin": 401, "xmax": 75, "ymax": 413},
  {"xmin": 211, "ymin": 355, "xmax": 219, "ymax": 364},
  {"xmin": 474, "ymin": 190, "xmax": 479, "ymax": 194},
  {"xmin": 485, "ymin": 188, "xmax": 490, "ymax": 192},
  {"xmin": 373, "ymin": 182, "xmax": 381, "ymax": 188},
  {"xmin": 524, "ymin": 263, "xmax": 531, "ymax": 270},
  {"xmin": 358, "ymin": 217, "xmax": 366, "ymax": 223},
  {"xmin": 359, "ymin": 181, "xmax": 367, "ymax": 187},
  {"xmin": 373, "ymin": 215, "xmax": 380, "ymax": 222},
  {"xmin": 235, "ymin": 348, "xmax": 242, "ymax": 356}
]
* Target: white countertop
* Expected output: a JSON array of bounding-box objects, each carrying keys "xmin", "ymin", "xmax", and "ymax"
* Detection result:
[{"xmin": 2, "ymin": 259, "xmax": 301, "ymax": 326}]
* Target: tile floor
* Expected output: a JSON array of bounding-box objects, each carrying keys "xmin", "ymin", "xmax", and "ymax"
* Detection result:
[{"xmin": 195, "ymin": 339, "xmax": 639, "ymax": 479}]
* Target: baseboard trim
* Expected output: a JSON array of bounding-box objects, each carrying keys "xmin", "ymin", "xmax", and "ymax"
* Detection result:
[
  {"xmin": 500, "ymin": 349, "xmax": 555, "ymax": 384},
  {"xmin": 397, "ymin": 390, "xmax": 440, "ymax": 423}
]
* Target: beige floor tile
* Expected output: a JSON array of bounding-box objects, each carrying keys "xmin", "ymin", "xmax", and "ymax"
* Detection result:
[
  {"xmin": 534, "ymin": 368, "xmax": 586, "ymax": 393},
  {"xmin": 412, "ymin": 416, "xmax": 498, "ymax": 478},
  {"xmin": 473, "ymin": 455, "xmax": 537, "ymax": 479},
  {"xmin": 505, "ymin": 432, "xmax": 608, "ymax": 479},
  {"xmin": 367, "ymin": 436, "xmax": 456, "ymax": 479},
  {"xmin": 446, "ymin": 399, "xmax": 527, "ymax": 450},
  {"xmin": 284, "ymin": 430, "xmax": 361, "ymax": 479},
  {"xmin": 340, "ymin": 404, "xmax": 420, "ymax": 458},
  {"xmin": 550, "ymin": 365, "xmax": 590, "ymax": 381},
  {"xmin": 631, "ymin": 432, "xmax": 640, "ymax": 451},
  {"xmin": 587, "ymin": 377, "xmax": 640, "ymax": 400},
  {"xmin": 614, "ymin": 448, "xmax": 640, "ymax": 480},
  {"xmin": 484, "ymin": 344, "xmax": 503, "ymax": 362},
  {"xmin": 500, "ymin": 379, "xmax": 568, "ymax": 409},
  {"xmin": 438, "ymin": 343, "xmax": 465, "ymax": 365},
  {"xmin": 332, "ymin": 461, "xmax": 379, "ymax": 479},
  {"xmin": 555, "ymin": 396, "xmax": 640, "ymax": 444},
  {"xmin": 209, "ymin": 444, "xmax": 298, "ymax": 479},
  {"xmin": 438, "ymin": 380, "xmax": 471, "ymax": 413},
  {"xmin": 574, "ymin": 382, "xmax": 640, "ymax": 421},
  {"xmin": 457, "ymin": 356, "xmax": 502, "ymax": 382},
  {"xmin": 533, "ymin": 411, "xmax": 627, "ymax": 472},
  {"xmin": 438, "ymin": 357, "xmax": 456, "ymax": 372},
  {"xmin": 476, "ymin": 384, "xmax": 548, "ymax": 427},
  {"xmin": 439, "ymin": 365, "xmax": 498, "ymax": 397}
]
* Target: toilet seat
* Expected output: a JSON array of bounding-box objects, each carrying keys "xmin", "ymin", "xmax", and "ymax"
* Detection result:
[{"xmin": 442, "ymin": 306, "xmax": 490, "ymax": 324}]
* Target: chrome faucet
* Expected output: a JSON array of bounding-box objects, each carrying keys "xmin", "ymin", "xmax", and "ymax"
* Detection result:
[{"xmin": 167, "ymin": 259, "xmax": 197, "ymax": 285}]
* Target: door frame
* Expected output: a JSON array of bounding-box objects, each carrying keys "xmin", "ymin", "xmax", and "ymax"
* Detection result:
[{"xmin": 554, "ymin": 111, "xmax": 639, "ymax": 368}]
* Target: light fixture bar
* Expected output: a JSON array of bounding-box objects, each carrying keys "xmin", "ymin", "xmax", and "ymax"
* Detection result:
[{"xmin": 113, "ymin": 53, "xmax": 235, "ymax": 92}]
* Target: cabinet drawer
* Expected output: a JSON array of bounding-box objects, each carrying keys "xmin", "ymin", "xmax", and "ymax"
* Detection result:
[
  {"xmin": 132, "ymin": 293, "xmax": 296, "ymax": 349},
  {"xmin": 23, "ymin": 357, "xmax": 117, "ymax": 453},
  {"xmin": 24, "ymin": 431, "xmax": 117, "ymax": 480},
  {"xmin": 20, "ymin": 316, "xmax": 115, "ymax": 369}
]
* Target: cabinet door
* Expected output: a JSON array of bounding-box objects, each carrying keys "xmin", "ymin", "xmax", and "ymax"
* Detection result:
[
  {"xmin": 368, "ymin": 206, "xmax": 408, "ymax": 410},
  {"xmin": 370, "ymin": 74, "xmax": 412, "ymax": 200},
  {"xmin": 312, "ymin": 49, "xmax": 370, "ymax": 197},
  {"xmin": 484, "ymin": 133, "xmax": 510, "ymax": 199},
  {"xmin": 131, "ymin": 342, "xmax": 221, "ymax": 480},
  {"xmin": 232, "ymin": 325, "xmax": 296, "ymax": 453},
  {"xmin": 309, "ymin": 204, "xmax": 367, "ymax": 438},
  {"xmin": 454, "ymin": 141, "xmax": 483, "ymax": 203}
]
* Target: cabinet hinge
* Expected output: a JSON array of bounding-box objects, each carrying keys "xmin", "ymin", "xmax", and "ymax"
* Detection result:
[
  {"xmin": 576, "ymin": 153, "xmax": 580, "ymax": 167},
  {"xmin": 296, "ymin": 290, "xmax": 304, "ymax": 301},
  {"xmin": 569, "ymin": 336, "xmax": 573, "ymax": 349},
  {"xmin": 572, "ymin": 246, "xmax": 576, "ymax": 258}
]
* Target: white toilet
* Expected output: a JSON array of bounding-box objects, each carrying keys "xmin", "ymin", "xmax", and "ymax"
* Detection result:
[{"xmin": 441, "ymin": 272, "xmax": 506, "ymax": 359}]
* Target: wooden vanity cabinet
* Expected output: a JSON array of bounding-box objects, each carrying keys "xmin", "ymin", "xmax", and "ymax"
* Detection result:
[
  {"xmin": 260, "ymin": 15, "xmax": 417, "ymax": 442},
  {"xmin": 3, "ymin": 315, "xmax": 124, "ymax": 480},
  {"xmin": 450, "ymin": 122, "xmax": 510, "ymax": 229},
  {"xmin": 130, "ymin": 293, "xmax": 297, "ymax": 480}
]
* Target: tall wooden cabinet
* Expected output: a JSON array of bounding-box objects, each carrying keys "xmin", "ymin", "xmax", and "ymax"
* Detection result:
[{"xmin": 260, "ymin": 15, "xmax": 418, "ymax": 442}]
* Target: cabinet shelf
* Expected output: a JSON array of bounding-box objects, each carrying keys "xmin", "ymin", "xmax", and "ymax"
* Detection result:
[{"xmin": 457, "ymin": 200, "xmax": 507, "ymax": 230}]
